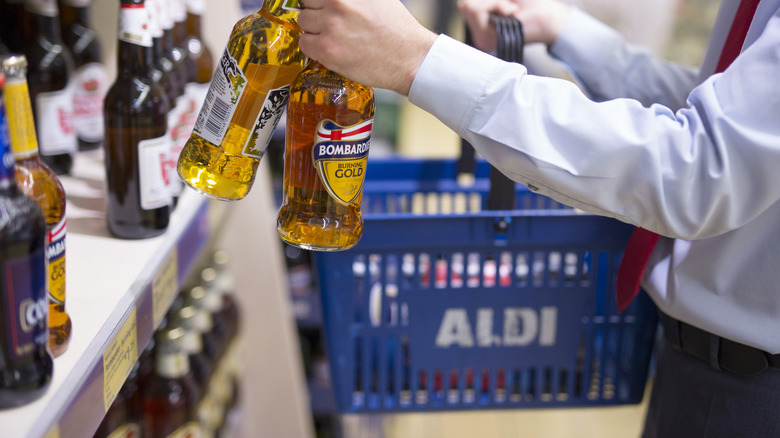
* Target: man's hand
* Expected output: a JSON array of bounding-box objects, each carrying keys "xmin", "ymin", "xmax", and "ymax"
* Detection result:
[
  {"xmin": 297, "ymin": 0, "xmax": 437, "ymax": 96},
  {"xmin": 457, "ymin": 0, "xmax": 571, "ymax": 53}
]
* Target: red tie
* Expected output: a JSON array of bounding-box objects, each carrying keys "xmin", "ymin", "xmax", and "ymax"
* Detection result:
[{"xmin": 615, "ymin": 0, "xmax": 762, "ymax": 312}]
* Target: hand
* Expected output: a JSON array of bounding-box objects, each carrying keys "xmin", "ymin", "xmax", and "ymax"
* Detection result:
[
  {"xmin": 297, "ymin": 0, "xmax": 437, "ymax": 96},
  {"xmin": 457, "ymin": 0, "xmax": 571, "ymax": 52}
]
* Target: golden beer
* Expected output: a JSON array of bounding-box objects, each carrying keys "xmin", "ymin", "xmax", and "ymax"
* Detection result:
[
  {"xmin": 176, "ymin": 0, "xmax": 306, "ymax": 201},
  {"xmin": 277, "ymin": 61, "xmax": 375, "ymax": 251}
]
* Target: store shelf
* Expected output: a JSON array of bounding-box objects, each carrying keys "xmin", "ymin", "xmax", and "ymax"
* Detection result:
[{"xmin": 0, "ymin": 151, "xmax": 230, "ymax": 438}]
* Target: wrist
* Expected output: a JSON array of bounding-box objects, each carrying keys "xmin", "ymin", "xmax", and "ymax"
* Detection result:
[
  {"xmin": 397, "ymin": 28, "xmax": 438, "ymax": 95},
  {"xmin": 542, "ymin": 2, "xmax": 571, "ymax": 46}
]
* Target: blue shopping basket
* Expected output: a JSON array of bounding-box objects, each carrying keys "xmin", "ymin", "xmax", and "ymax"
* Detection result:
[{"xmin": 312, "ymin": 158, "xmax": 658, "ymax": 413}]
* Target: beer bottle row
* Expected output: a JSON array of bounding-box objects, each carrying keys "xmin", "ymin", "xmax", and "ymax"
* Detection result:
[{"xmin": 94, "ymin": 250, "xmax": 243, "ymax": 438}]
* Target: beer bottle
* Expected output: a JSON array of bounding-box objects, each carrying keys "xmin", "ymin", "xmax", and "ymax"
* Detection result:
[
  {"xmin": 147, "ymin": 0, "xmax": 185, "ymax": 207},
  {"xmin": 184, "ymin": 0, "xmax": 214, "ymax": 88},
  {"xmin": 171, "ymin": 0, "xmax": 196, "ymax": 87},
  {"xmin": 23, "ymin": 0, "xmax": 77, "ymax": 175},
  {"xmin": 142, "ymin": 327, "xmax": 202, "ymax": 438},
  {"xmin": 0, "ymin": 71, "xmax": 53, "ymax": 408},
  {"xmin": 58, "ymin": 0, "xmax": 107, "ymax": 152},
  {"xmin": 2, "ymin": 55, "xmax": 72, "ymax": 355},
  {"xmin": 171, "ymin": 306, "xmax": 224, "ymax": 436},
  {"xmin": 177, "ymin": 0, "xmax": 306, "ymax": 201},
  {"xmin": 277, "ymin": 61, "xmax": 375, "ymax": 251},
  {"xmin": 103, "ymin": 0, "xmax": 172, "ymax": 239}
]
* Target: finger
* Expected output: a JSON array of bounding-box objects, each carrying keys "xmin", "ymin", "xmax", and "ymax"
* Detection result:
[
  {"xmin": 299, "ymin": 0, "xmax": 324, "ymax": 9},
  {"xmin": 297, "ymin": 9, "xmax": 324, "ymax": 34}
]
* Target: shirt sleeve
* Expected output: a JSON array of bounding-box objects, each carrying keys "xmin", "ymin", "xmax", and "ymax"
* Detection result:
[
  {"xmin": 548, "ymin": 7, "xmax": 699, "ymax": 110},
  {"xmin": 408, "ymin": 8, "xmax": 780, "ymax": 240}
]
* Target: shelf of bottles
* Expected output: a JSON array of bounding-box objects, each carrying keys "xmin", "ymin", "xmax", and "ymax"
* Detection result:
[{"xmin": 0, "ymin": 151, "xmax": 231, "ymax": 437}]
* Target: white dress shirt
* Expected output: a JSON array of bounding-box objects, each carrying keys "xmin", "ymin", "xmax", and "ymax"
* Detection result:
[{"xmin": 408, "ymin": 0, "xmax": 780, "ymax": 353}]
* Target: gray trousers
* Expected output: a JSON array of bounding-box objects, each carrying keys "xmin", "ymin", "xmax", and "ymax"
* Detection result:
[{"xmin": 642, "ymin": 339, "xmax": 780, "ymax": 438}]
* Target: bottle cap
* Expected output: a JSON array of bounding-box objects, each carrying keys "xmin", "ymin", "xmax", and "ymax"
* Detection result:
[{"xmin": 0, "ymin": 55, "xmax": 28, "ymax": 78}]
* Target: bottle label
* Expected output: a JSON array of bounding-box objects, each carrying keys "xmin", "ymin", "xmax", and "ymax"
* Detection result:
[
  {"xmin": 73, "ymin": 62, "xmax": 108, "ymax": 142},
  {"xmin": 105, "ymin": 423, "xmax": 141, "ymax": 438},
  {"xmin": 242, "ymin": 85, "xmax": 289, "ymax": 159},
  {"xmin": 282, "ymin": 0, "xmax": 303, "ymax": 11},
  {"xmin": 118, "ymin": 3, "xmax": 153, "ymax": 47},
  {"xmin": 138, "ymin": 135, "xmax": 173, "ymax": 210},
  {"xmin": 35, "ymin": 88, "xmax": 77, "ymax": 156},
  {"xmin": 193, "ymin": 49, "xmax": 247, "ymax": 147},
  {"xmin": 2, "ymin": 248, "xmax": 48, "ymax": 360},
  {"xmin": 166, "ymin": 422, "xmax": 201, "ymax": 438},
  {"xmin": 47, "ymin": 218, "xmax": 66, "ymax": 304},
  {"xmin": 4, "ymin": 79, "xmax": 39, "ymax": 155},
  {"xmin": 312, "ymin": 119, "xmax": 372, "ymax": 206},
  {"xmin": 0, "ymin": 102, "xmax": 13, "ymax": 181},
  {"xmin": 185, "ymin": 0, "xmax": 205, "ymax": 15},
  {"xmin": 167, "ymin": 100, "xmax": 187, "ymax": 197},
  {"xmin": 171, "ymin": 0, "xmax": 187, "ymax": 22},
  {"xmin": 24, "ymin": 0, "xmax": 58, "ymax": 17}
]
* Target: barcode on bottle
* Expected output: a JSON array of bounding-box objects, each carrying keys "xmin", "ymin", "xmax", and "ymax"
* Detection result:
[{"xmin": 192, "ymin": 49, "xmax": 247, "ymax": 146}]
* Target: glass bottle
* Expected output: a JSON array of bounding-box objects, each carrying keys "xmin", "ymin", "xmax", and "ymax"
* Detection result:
[
  {"xmin": 23, "ymin": 0, "xmax": 77, "ymax": 175},
  {"xmin": 58, "ymin": 0, "xmax": 107, "ymax": 152},
  {"xmin": 0, "ymin": 70, "xmax": 53, "ymax": 408},
  {"xmin": 185, "ymin": 0, "xmax": 214, "ymax": 87},
  {"xmin": 147, "ymin": 0, "xmax": 184, "ymax": 207},
  {"xmin": 2, "ymin": 54, "xmax": 72, "ymax": 356},
  {"xmin": 171, "ymin": 0, "xmax": 196, "ymax": 88},
  {"xmin": 171, "ymin": 305, "xmax": 223, "ymax": 437},
  {"xmin": 142, "ymin": 327, "xmax": 202, "ymax": 438},
  {"xmin": 103, "ymin": 0, "xmax": 171, "ymax": 239},
  {"xmin": 277, "ymin": 60, "xmax": 376, "ymax": 251},
  {"xmin": 176, "ymin": 0, "xmax": 306, "ymax": 201}
]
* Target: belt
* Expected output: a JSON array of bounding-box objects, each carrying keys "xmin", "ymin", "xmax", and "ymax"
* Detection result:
[{"xmin": 658, "ymin": 311, "xmax": 780, "ymax": 377}]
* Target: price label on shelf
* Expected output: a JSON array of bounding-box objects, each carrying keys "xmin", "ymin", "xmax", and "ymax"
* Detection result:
[
  {"xmin": 102, "ymin": 308, "xmax": 138, "ymax": 412},
  {"xmin": 152, "ymin": 249, "xmax": 179, "ymax": 328}
]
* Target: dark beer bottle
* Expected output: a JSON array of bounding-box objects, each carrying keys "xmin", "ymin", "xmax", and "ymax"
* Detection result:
[
  {"xmin": 58, "ymin": 0, "xmax": 107, "ymax": 152},
  {"xmin": 23, "ymin": 0, "xmax": 77, "ymax": 175},
  {"xmin": 0, "ymin": 71, "xmax": 53, "ymax": 409},
  {"xmin": 142, "ymin": 327, "xmax": 202, "ymax": 437},
  {"xmin": 185, "ymin": 0, "xmax": 213, "ymax": 87},
  {"xmin": 103, "ymin": 0, "xmax": 172, "ymax": 239},
  {"xmin": 2, "ymin": 54, "xmax": 72, "ymax": 356},
  {"xmin": 93, "ymin": 363, "xmax": 142, "ymax": 438},
  {"xmin": 147, "ymin": 0, "xmax": 185, "ymax": 207}
]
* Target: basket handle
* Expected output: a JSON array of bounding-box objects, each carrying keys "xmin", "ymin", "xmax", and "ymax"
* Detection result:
[{"xmin": 459, "ymin": 14, "xmax": 524, "ymax": 210}]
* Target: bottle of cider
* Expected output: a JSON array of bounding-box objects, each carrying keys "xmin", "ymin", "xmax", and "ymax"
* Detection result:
[
  {"xmin": 2, "ymin": 54, "xmax": 72, "ymax": 356},
  {"xmin": 177, "ymin": 0, "xmax": 306, "ymax": 201},
  {"xmin": 103, "ymin": 0, "xmax": 171, "ymax": 239},
  {"xmin": 23, "ymin": 0, "xmax": 77, "ymax": 175},
  {"xmin": 58, "ymin": 0, "xmax": 107, "ymax": 152},
  {"xmin": 277, "ymin": 60, "xmax": 375, "ymax": 251},
  {"xmin": 0, "ymin": 70, "xmax": 53, "ymax": 408}
]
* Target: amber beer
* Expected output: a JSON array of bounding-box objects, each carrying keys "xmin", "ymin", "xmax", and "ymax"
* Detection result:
[
  {"xmin": 176, "ymin": 0, "xmax": 306, "ymax": 201},
  {"xmin": 277, "ymin": 61, "xmax": 375, "ymax": 251},
  {"xmin": 2, "ymin": 55, "xmax": 72, "ymax": 356}
]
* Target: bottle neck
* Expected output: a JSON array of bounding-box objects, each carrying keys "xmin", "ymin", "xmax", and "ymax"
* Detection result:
[
  {"xmin": 58, "ymin": 3, "xmax": 89, "ymax": 30},
  {"xmin": 2, "ymin": 77, "xmax": 41, "ymax": 158},
  {"xmin": 116, "ymin": 3, "xmax": 154, "ymax": 77},
  {"xmin": 264, "ymin": 0, "xmax": 302, "ymax": 22},
  {"xmin": 27, "ymin": 11, "xmax": 63, "ymax": 42},
  {"xmin": 155, "ymin": 351, "xmax": 190, "ymax": 379},
  {"xmin": 117, "ymin": 41, "xmax": 154, "ymax": 77},
  {"xmin": 185, "ymin": 13, "xmax": 202, "ymax": 39}
]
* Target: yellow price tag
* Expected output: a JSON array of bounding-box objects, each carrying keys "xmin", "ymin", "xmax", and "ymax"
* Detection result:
[
  {"xmin": 152, "ymin": 249, "xmax": 179, "ymax": 328},
  {"xmin": 102, "ymin": 308, "xmax": 138, "ymax": 413}
]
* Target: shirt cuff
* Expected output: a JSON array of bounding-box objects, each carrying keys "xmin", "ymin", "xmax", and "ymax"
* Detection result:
[{"xmin": 408, "ymin": 34, "xmax": 508, "ymax": 137}]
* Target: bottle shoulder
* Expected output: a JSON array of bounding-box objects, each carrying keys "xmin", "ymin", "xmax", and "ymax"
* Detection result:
[{"xmin": 105, "ymin": 77, "xmax": 170, "ymax": 115}]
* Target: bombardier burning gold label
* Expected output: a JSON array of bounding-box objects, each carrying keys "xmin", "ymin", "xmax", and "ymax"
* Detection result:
[{"xmin": 312, "ymin": 119, "xmax": 372, "ymax": 206}]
